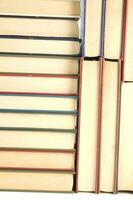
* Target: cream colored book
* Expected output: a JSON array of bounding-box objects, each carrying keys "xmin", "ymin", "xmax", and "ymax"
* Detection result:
[
  {"xmin": 100, "ymin": 61, "xmax": 121, "ymax": 192},
  {"xmin": 0, "ymin": 76, "xmax": 77, "ymax": 94},
  {"xmin": 0, "ymin": 171, "xmax": 73, "ymax": 191},
  {"xmin": 0, "ymin": 95, "xmax": 77, "ymax": 111},
  {"xmin": 0, "ymin": 56, "xmax": 78, "ymax": 74},
  {"xmin": 0, "ymin": 0, "xmax": 80, "ymax": 17},
  {"xmin": 0, "ymin": 18, "xmax": 79, "ymax": 37},
  {"xmin": 0, "ymin": 39, "xmax": 80, "ymax": 55},
  {"xmin": 85, "ymin": 0, "xmax": 102, "ymax": 57},
  {"xmin": 0, "ymin": 150, "xmax": 74, "ymax": 170},
  {"xmin": 118, "ymin": 83, "xmax": 133, "ymax": 191},
  {"xmin": 0, "ymin": 113, "xmax": 76, "ymax": 129},
  {"xmin": 79, "ymin": 60, "xmax": 100, "ymax": 191},
  {"xmin": 122, "ymin": 0, "xmax": 133, "ymax": 81},
  {"xmin": 104, "ymin": 0, "xmax": 124, "ymax": 59},
  {"xmin": 0, "ymin": 130, "xmax": 76, "ymax": 150}
]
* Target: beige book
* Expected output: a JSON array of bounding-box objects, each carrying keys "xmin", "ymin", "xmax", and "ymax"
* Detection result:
[
  {"xmin": 118, "ymin": 83, "xmax": 133, "ymax": 191},
  {"xmin": 79, "ymin": 60, "xmax": 100, "ymax": 191},
  {"xmin": 100, "ymin": 61, "xmax": 120, "ymax": 192},
  {"xmin": 0, "ymin": 171, "xmax": 73, "ymax": 191},
  {"xmin": 0, "ymin": 131, "xmax": 76, "ymax": 150},
  {"xmin": 85, "ymin": 0, "xmax": 102, "ymax": 57},
  {"xmin": 0, "ymin": 113, "xmax": 76, "ymax": 129},
  {"xmin": 123, "ymin": 0, "xmax": 133, "ymax": 81},
  {"xmin": 0, "ymin": 0, "xmax": 80, "ymax": 17},
  {"xmin": 0, "ymin": 18, "xmax": 78, "ymax": 37},
  {"xmin": 0, "ymin": 150, "xmax": 74, "ymax": 170},
  {"xmin": 0, "ymin": 56, "xmax": 78, "ymax": 74},
  {"xmin": 0, "ymin": 39, "xmax": 80, "ymax": 55},
  {"xmin": 0, "ymin": 95, "xmax": 77, "ymax": 111},
  {"xmin": 104, "ymin": 0, "xmax": 124, "ymax": 59},
  {"xmin": 0, "ymin": 76, "xmax": 77, "ymax": 94}
]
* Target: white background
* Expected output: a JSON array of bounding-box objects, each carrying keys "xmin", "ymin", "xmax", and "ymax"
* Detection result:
[{"xmin": 0, "ymin": 192, "xmax": 132, "ymax": 200}]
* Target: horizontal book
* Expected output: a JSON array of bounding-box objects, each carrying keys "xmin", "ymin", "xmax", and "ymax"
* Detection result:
[
  {"xmin": 0, "ymin": 130, "xmax": 76, "ymax": 150},
  {"xmin": 0, "ymin": 38, "xmax": 80, "ymax": 55},
  {"xmin": 0, "ymin": 56, "xmax": 79, "ymax": 75},
  {"xmin": 104, "ymin": 0, "xmax": 124, "ymax": 59},
  {"xmin": 0, "ymin": 76, "xmax": 78, "ymax": 94},
  {"xmin": 0, "ymin": 18, "xmax": 79, "ymax": 37},
  {"xmin": 0, "ymin": 149, "xmax": 75, "ymax": 170},
  {"xmin": 100, "ymin": 60, "xmax": 121, "ymax": 192},
  {"xmin": 122, "ymin": 0, "xmax": 133, "ymax": 81},
  {"xmin": 0, "ymin": 0, "xmax": 80, "ymax": 17},
  {"xmin": 0, "ymin": 95, "xmax": 77, "ymax": 111},
  {"xmin": 85, "ymin": 0, "xmax": 102, "ymax": 57},
  {"xmin": 0, "ymin": 170, "xmax": 74, "ymax": 192},
  {"xmin": 118, "ymin": 83, "xmax": 133, "ymax": 191},
  {"xmin": 0, "ymin": 112, "xmax": 77, "ymax": 129},
  {"xmin": 79, "ymin": 60, "xmax": 100, "ymax": 191}
]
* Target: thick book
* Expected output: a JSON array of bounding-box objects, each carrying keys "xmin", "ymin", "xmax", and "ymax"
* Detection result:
[
  {"xmin": 0, "ymin": 149, "xmax": 75, "ymax": 170},
  {"xmin": 0, "ymin": 56, "xmax": 78, "ymax": 75},
  {"xmin": 100, "ymin": 60, "xmax": 121, "ymax": 193},
  {"xmin": 104, "ymin": 0, "xmax": 124, "ymax": 59},
  {"xmin": 85, "ymin": 0, "xmax": 102, "ymax": 57},
  {"xmin": 78, "ymin": 60, "xmax": 100, "ymax": 191},
  {"xmin": 0, "ymin": 170, "xmax": 74, "ymax": 192},
  {"xmin": 118, "ymin": 83, "xmax": 133, "ymax": 191},
  {"xmin": 0, "ymin": 18, "xmax": 79, "ymax": 38},
  {"xmin": 0, "ymin": 0, "xmax": 80, "ymax": 17},
  {"xmin": 122, "ymin": 0, "xmax": 133, "ymax": 81},
  {"xmin": 0, "ymin": 38, "xmax": 80, "ymax": 56}
]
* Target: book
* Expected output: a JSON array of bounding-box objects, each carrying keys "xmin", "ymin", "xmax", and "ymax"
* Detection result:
[
  {"xmin": 0, "ymin": 171, "xmax": 74, "ymax": 192},
  {"xmin": 0, "ymin": 18, "xmax": 79, "ymax": 38},
  {"xmin": 0, "ymin": 95, "xmax": 77, "ymax": 111},
  {"xmin": 0, "ymin": 76, "xmax": 78, "ymax": 94},
  {"xmin": 78, "ymin": 60, "xmax": 100, "ymax": 191},
  {"xmin": 118, "ymin": 83, "xmax": 133, "ymax": 191},
  {"xmin": 0, "ymin": 0, "xmax": 80, "ymax": 17},
  {"xmin": 122, "ymin": 0, "xmax": 133, "ymax": 81},
  {"xmin": 0, "ymin": 38, "xmax": 80, "ymax": 55},
  {"xmin": 0, "ymin": 112, "xmax": 77, "ymax": 129},
  {"xmin": 0, "ymin": 130, "xmax": 76, "ymax": 150},
  {"xmin": 104, "ymin": 0, "xmax": 124, "ymax": 59},
  {"xmin": 0, "ymin": 56, "xmax": 78, "ymax": 75},
  {"xmin": 85, "ymin": 0, "xmax": 102, "ymax": 57},
  {"xmin": 100, "ymin": 60, "xmax": 121, "ymax": 193},
  {"xmin": 0, "ymin": 149, "xmax": 74, "ymax": 170}
]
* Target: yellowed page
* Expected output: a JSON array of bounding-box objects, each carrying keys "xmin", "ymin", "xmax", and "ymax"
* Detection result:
[
  {"xmin": 0, "ymin": 0, "xmax": 80, "ymax": 17},
  {"xmin": 123, "ymin": 0, "xmax": 133, "ymax": 81},
  {"xmin": 0, "ymin": 151, "xmax": 74, "ymax": 169},
  {"xmin": 0, "ymin": 39, "xmax": 80, "ymax": 55},
  {"xmin": 0, "ymin": 18, "xmax": 78, "ymax": 37},
  {"xmin": 118, "ymin": 83, "xmax": 133, "ymax": 191},
  {"xmin": 0, "ymin": 96, "xmax": 77, "ymax": 111},
  {"xmin": 79, "ymin": 60, "xmax": 100, "ymax": 191},
  {"xmin": 100, "ymin": 61, "xmax": 119, "ymax": 192},
  {"xmin": 0, "ymin": 131, "xmax": 75, "ymax": 149},
  {"xmin": 0, "ymin": 113, "xmax": 76, "ymax": 129},
  {"xmin": 0, "ymin": 56, "xmax": 78, "ymax": 74},
  {"xmin": 0, "ymin": 172, "xmax": 73, "ymax": 191},
  {"xmin": 104, "ymin": 0, "xmax": 124, "ymax": 59},
  {"xmin": 0, "ymin": 76, "xmax": 77, "ymax": 94},
  {"xmin": 85, "ymin": 0, "xmax": 102, "ymax": 56}
]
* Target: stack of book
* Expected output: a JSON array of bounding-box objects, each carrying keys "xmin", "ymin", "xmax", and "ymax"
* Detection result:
[{"xmin": 0, "ymin": 0, "xmax": 133, "ymax": 194}]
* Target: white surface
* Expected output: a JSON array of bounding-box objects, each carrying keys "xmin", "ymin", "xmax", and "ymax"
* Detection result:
[{"xmin": 0, "ymin": 192, "xmax": 132, "ymax": 200}]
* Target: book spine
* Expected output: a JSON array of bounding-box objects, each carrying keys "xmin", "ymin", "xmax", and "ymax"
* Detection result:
[
  {"xmin": 113, "ymin": 60, "xmax": 122, "ymax": 193},
  {"xmin": 100, "ymin": 0, "xmax": 106, "ymax": 57},
  {"xmin": 75, "ymin": 57, "xmax": 83, "ymax": 192},
  {"xmin": 95, "ymin": 57, "xmax": 104, "ymax": 193},
  {"xmin": 80, "ymin": 0, "xmax": 86, "ymax": 56},
  {"xmin": 121, "ymin": 0, "xmax": 128, "ymax": 81}
]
